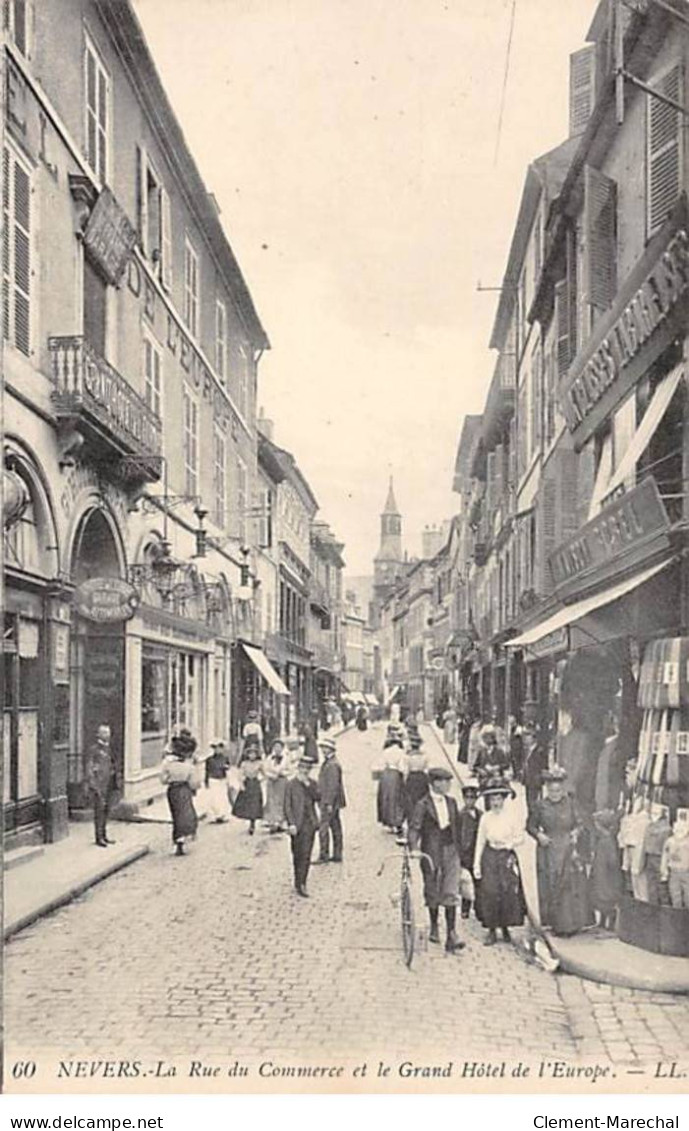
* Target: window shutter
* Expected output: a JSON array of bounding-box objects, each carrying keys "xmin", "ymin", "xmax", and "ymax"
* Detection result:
[
  {"xmin": 13, "ymin": 159, "xmax": 30, "ymax": 355},
  {"xmin": 557, "ymin": 450, "xmax": 579, "ymax": 546},
  {"xmin": 647, "ymin": 64, "xmax": 683, "ymax": 237},
  {"xmin": 3, "ymin": 148, "xmax": 30, "ymax": 356},
  {"xmin": 538, "ymin": 477, "xmax": 558, "ymax": 593},
  {"xmin": 161, "ymin": 186, "xmax": 172, "ymax": 290},
  {"xmin": 136, "ymin": 145, "xmax": 148, "ymax": 253},
  {"xmin": 2, "ymin": 148, "xmax": 10, "ymax": 343},
  {"xmin": 570, "ymin": 45, "xmax": 596, "ymax": 137},
  {"xmin": 555, "ymin": 279, "xmax": 570, "ymax": 377},
  {"xmin": 584, "ymin": 165, "xmax": 617, "ymax": 311}
]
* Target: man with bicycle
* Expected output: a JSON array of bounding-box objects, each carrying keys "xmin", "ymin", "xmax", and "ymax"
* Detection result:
[{"xmin": 409, "ymin": 766, "xmax": 466, "ymax": 954}]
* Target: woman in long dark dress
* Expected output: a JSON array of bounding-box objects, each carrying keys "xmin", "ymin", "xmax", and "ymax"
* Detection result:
[
  {"xmin": 377, "ymin": 725, "xmax": 406, "ymax": 833},
  {"xmin": 403, "ymin": 735, "xmax": 429, "ymax": 823},
  {"xmin": 232, "ymin": 747, "xmax": 264, "ymax": 834},
  {"xmin": 160, "ymin": 733, "xmax": 199, "ymax": 855},
  {"xmin": 527, "ymin": 766, "xmax": 594, "ymax": 936},
  {"xmin": 473, "ymin": 778, "xmax": 526, "ymax": 945}
]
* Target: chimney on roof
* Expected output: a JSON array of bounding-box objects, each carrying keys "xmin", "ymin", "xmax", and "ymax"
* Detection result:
[{"xmin": 257, "ymin": 406, "xmax": 274, "ymax": 441}]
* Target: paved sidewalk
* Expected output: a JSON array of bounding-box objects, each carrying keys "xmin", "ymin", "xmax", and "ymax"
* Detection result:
[
  {"xmin": 3, "ymin": 820, "xmax": 159, "ymax": 940},
  {"xmin": 425, "ymin": 721, "xmax": 689, "ymax": 995}
]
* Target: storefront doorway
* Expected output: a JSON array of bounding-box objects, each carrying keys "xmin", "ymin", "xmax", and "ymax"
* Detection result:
[{"xmin": 69, "ymin": 507, "xmax": 126, "ymax": 810}]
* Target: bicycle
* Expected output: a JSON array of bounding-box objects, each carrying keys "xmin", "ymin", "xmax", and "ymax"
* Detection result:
[{"xmin": 378, "ymin": 838, "xmax": 433, "ymax": 968}]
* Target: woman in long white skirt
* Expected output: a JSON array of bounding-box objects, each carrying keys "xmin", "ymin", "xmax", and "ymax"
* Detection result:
[{"xmin": 205, "ymin": 739, "xmax": 231, "ymax": 823}]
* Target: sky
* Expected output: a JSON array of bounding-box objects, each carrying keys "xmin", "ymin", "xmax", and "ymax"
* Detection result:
[{"xmin": 133, "ymin": 0, "xmax": 595, "ymax": 574}]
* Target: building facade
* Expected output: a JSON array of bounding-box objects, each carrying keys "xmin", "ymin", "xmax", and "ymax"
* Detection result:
[{"xmin": 3, "ymin": 0, "xmax": 271, "ymax": 844}]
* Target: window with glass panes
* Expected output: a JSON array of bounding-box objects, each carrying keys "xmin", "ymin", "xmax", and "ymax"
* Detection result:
[
  {"xmin": 213, "ymin": 428, "xmax": 227, "ymax": 528},
  {"xmin": 184, "ymin": 237, "xmax": 199, "ymax": 337},
  {"xmin": 84, "ymin": 36, "xmax": 108, "ymax": 183},
  {"xmin": 143, "ymin": 335, "xmax": 162, "ymax": 420},
  {"xmin": 183, "ymin": 388, "xmax": 199, "ymax": 497}
]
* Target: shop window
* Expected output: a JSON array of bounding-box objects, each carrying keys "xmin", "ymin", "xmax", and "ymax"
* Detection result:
[
  {"xmin": 3, "ymin": 143, "xmax": 31, "ymax": 357},
  {"xmin": 4, "ymin": 491, "xmax": 38, "ymax": 572},
  {"xmin": 141, "ymin": 647, "xmax": 168, "ymax": 736},
  {"xmin": 84, "ymin": 35, "xmax": 109, "ymax": 184}
]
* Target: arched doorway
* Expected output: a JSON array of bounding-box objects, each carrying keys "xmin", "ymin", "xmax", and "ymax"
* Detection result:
[
  {"xmin": 69, "ymin": 506, "xmax": 126, "ymax": 810},
  {"xmin": 3, "ymin": 447, "xmax": 60, "ymax": 841}
]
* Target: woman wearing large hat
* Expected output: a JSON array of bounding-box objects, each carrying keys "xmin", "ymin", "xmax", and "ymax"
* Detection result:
[
  {"xmin": 527, "ymin": 765, "xmax": 594, "ymax": 936},
  {"xmin": 473, "ymin": 777, "xmax": 526, "ymax": 945}
]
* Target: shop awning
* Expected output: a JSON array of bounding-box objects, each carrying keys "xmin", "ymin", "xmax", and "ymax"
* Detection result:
[
  {"xmin": 508, "ymin": 558, "xmax": 673, "ymax": 650},
  {"xmin": 241, "ymin": 643, "xmax": 290, "ymax": 696},
  {"xmin": 364, "ymin": 693, "xmax": 379, "ymax": 706},
  {"xmin": 385, "ymin": 685, "xmax": 400, "ymax": 705}
]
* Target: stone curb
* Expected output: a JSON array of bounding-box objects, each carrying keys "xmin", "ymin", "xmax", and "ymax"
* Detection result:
[
  {"xmin": 4, "ymin": 844, "xmax": 150, "ymax": 942},
  {"xmin": 550, "ymin": 937, "xmax": 689, "ymax": 995}
]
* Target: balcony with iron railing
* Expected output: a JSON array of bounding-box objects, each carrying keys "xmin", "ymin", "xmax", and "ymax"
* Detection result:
[{"xmin": 49, "ymin": 336, "xmax": 162, "ymax": 483}]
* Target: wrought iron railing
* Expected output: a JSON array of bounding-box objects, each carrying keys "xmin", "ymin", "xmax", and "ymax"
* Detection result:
[{"xmin": 49, "ymin": 336, "xmax": 162, "ymax": 458}]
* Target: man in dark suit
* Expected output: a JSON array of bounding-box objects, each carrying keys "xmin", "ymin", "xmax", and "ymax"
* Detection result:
[
  {"xmin": 409, "ymin": 766, "xmax": 465, "ymax": 953},
  {"xmin": 314, "ymin": 738, "xmax": 346, "ymax": 864},
  {"xmin": 86, "ymin": 724, "xmax": 119, "ymax": 847},
  {"xmin": 284, "ymin": 757, "xmax": 320, "ymax": 897}
]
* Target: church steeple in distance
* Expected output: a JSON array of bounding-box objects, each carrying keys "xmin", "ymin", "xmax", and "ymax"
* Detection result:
[{"xmin": 374, "ymin": 477, "xmax": 403, "ymax": 602}]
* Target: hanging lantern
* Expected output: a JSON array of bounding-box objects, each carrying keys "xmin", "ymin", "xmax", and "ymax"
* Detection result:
[{"xmin": 3, "ymin": 468, "xmax": 30, "ymax": 530}]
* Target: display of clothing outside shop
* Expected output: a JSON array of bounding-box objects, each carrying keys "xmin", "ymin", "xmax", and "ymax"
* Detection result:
[
  {"xmin": 642, "ymin": 810, "xmax": 673, "ymax": 904},
  {"xmin": 618, "ymin": 804, "xmax": 652, "ymax": 901},
  {"xmin": 527, "ymin": 796, "xmax": 593, "ymax": 936},
  {"xmin": 660, "ymin": 813, "xmax": 689, "ymax": 909}
]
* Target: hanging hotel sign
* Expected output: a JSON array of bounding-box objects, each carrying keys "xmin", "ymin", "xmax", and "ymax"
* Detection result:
[
  {"xmin": 74, "ymin": 577, "xmax": 140, "ymax": 622},
  {"xmin": 547, "ymin": 477, "xmax": 670, "ymax": 590},
  {"xmin": 83, "ymin": 188, "xmax": 138, "ymax": 286},
  {"xmin": 559, "ymin": 195, "xmax": 689, "ymax": 449}
]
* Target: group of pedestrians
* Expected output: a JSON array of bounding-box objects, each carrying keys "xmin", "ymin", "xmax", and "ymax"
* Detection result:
[{"xmin": 155, "ymin": 712, "xmax": 348, "ymax": 898}]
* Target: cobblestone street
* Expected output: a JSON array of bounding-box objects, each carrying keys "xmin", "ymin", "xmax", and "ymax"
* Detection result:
[{"xmin": 6, "ymin": 725, "xmax": 689, "ymax": 1083}]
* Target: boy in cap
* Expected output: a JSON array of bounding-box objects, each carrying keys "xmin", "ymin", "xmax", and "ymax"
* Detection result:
[
  {"xmin": 409, "ymin": 766, "xmax": 465, "ymax": 953},
  {"xmin": 457, "ymin": 779, "xmax": 482, "ymax": 919},
  {"xmin": 284, "ymin": 757, "xmax": 320, "ymax": 897},
  {"xmin": 315, "ymin": 738, "xmax": 347, "ymax": 863}
]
